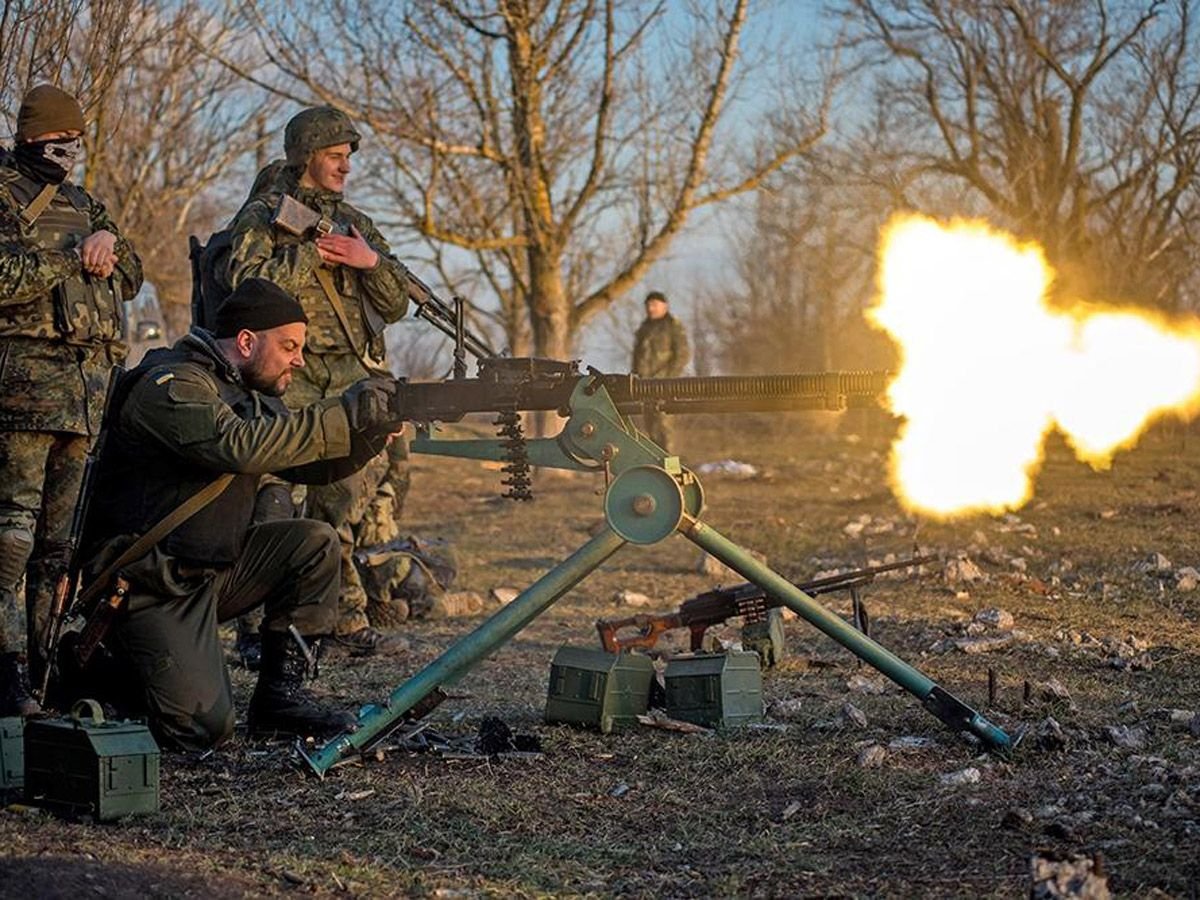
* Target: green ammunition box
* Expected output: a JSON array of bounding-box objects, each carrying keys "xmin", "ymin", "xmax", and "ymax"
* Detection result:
[
  {"xmin": 664, "ymin": 650, "xmax": 764, "ymax": 727},
  {"xmin": 545, "ymin": 645, "xmax": 655, "ymax": 733},
  {"xmin": 742, "ymin": 608, "xmax": 787, "ymax": 668},
  {"xmin": 0, "ymin": 716, "xmax": 22, "ymax": 798},
  {"xmin": 24, "ymin": 700, "xmax": 160, "ymax": 820}
]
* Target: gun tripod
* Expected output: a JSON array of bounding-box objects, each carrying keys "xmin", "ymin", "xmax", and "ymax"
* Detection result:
[{"xmin": 301, "ymin": 374, "xmax": 1011, "ymax": 776}]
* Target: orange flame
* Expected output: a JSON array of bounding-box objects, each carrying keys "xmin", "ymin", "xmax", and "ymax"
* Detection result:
[{"xmin": 868, "ymin": 214, "xmax": 1200, "ymax": 519}]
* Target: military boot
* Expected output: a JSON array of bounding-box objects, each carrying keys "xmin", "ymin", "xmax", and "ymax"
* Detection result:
[
  {"xmin": 0, "ymin": 652, "xmax": 43, "ymax": 717},
  {"xmin": 247, "ymin": 631, "xmax": 356, "ymax": 738}
]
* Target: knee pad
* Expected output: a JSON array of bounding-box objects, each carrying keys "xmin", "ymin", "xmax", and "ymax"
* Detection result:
[{"xmin": 0, "ymin": 526, "xmax": 35, "ymax": 592}]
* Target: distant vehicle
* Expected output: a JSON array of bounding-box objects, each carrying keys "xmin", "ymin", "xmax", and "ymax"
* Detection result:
[{"xmin": 123, "ymin": 286, "xmax": 167, "ymax": 365}]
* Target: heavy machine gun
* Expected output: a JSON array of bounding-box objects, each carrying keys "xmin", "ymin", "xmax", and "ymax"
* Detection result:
[{"xmin": 301, "ymin": 357, "xmax": 1012, "ymax": 776}]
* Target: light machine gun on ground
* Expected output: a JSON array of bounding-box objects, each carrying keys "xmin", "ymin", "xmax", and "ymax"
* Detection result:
[{"xmin": 299, "ymin": 358, "xmax": 1012, "ymax": 776}]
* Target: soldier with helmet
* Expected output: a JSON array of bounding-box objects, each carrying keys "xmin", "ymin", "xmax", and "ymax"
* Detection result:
[
  {"xmin": 228, "ymin": 106, "xmax": 410, "ymax": 658},
  {"xmin": 0, "ymin": 85, "xmax": 143, "ymax": 715}
]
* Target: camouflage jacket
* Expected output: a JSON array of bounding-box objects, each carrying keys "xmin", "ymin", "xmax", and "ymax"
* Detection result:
[
  {"xmin": 228, "ymin": 167, "xmax": 409, "ymax": 363},
  {"xmin": 84, "ymin": 328, "xmax": 379, "ymax": 568},
  {"xmin": 0, "ymin": 155, "xmax": 144, "ymax": 434},
  {"xmin": 632, "ymin": 313, "xmax": 690, "ymax": 378}
]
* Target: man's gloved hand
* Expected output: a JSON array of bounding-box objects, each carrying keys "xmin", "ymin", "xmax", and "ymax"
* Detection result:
[{"xmin": 340, "ymin": 376, "xmax": 402, "ymax": 433}]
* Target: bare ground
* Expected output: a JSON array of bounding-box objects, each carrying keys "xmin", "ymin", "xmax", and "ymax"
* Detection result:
[{"xmin": 2, "ymin": 412, "xmax": 1198, "ymax": 898}]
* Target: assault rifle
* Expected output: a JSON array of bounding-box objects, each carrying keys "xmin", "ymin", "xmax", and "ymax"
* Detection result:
[
  {"xmin": 596, "ymin": 554, "xmax": 938, "ymax": 655},
  {"xmin": 273, "ymin": 194, "xmax": 497, "ymax": 375},
  {"xmin": 39, "ymin": 366, "xmax": 124, "ymax": 702},
  {"xmin": 301, "ymin": 355, "xmax": 1013, "ymax": 776}
]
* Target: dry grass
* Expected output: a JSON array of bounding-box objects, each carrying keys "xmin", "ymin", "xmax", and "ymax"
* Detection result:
[{"xmin": 2, "ymin": 413, "xmax": 1199, "ymax": 897}]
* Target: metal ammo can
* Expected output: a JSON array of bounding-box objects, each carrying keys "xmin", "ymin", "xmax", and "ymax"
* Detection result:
[
  {"xmin": 24, "ymin": 699, "xmax": 160, "ymax": 820},
  {"xmin": 544, "ymin": 645, "xmax": 655, "ymax": 733},
  {"xmin": 0, "ymin": 716, "xmax": 22, "ymax": 799},
  {"xmin": 664, "ymin": 650, "xmax": 764, "ymax": 727}
]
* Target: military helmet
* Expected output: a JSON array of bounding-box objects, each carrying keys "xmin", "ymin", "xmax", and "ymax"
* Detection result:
[{"xmin": 284, "ymin": 106, "xmax": 361, "ymax": 167}]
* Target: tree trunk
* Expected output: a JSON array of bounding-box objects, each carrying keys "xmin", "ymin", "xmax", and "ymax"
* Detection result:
[{"xmin": 528, "ymin": 251, "xmax": 571, "ymax": 360}]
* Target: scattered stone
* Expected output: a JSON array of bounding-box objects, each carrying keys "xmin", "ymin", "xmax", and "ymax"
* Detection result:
[
  {"xmin": 973, "ymin": 607, "xmax": 1014, "ymax": 630},
  {"xmin": 1010, "ymin": 557, "xmax": 1028, "ymax": 573},
  {"xmin": 779, "ymin": 799, "xmax": 802, "ymax": 821},
  {"xmin": 1104, "ymin": 725, "xmax": 1148, "ymax": 750},
  {"xmin": 768, "ymin": 698, "xmax": 804, "ymax": 719},
  {"xmin": 857, "ymin": 743, "xmax": 887, "ymax": 768},
  {"xmin": 944, "ymin": 556, "xmax": 984, "ymax": 584},
  {"xmin": 1175, "ymin": 567, "xmax": 1200, "ymax": 592},
  {"xmin": 838, "ymin": 702, "xmax": 868, "ymax": 729},
  {"xmin": 694, "ymin": 459, "xmax": 759, "ymax": 479},
  {"xmin": 1029, "ymin": 853, "xmax": 1110, "ymax": 899},
  {"xmin": 613, "ymin": 589, "xmax": 654, "ymax": 608},
  {"xmin": 1038, "ymin": 679, "xmax": 1073, "ymax": 705},
  {"xmin": 1036, "ymin": 717, "xmax": 1069, "ymax": 752},
  {"xmin": 938, "ymin": 767, "xmax": 981, "ymax": 787},
  {"xmin": 429, "ymin": 590, "xmax": 486, "ymax": 618},
  {"xmin": 888, "ymin": 735, "xmax": 938, "ymax": 751},
  {"xmin": 609, "ymin": 782, "xmax": 630, "ymax": 798},
  {"xmin": 1133, "ymin": 552, "xmax": 1173, "ymax": 574},
  {"xmin": 489, "ymin": 586, "xmax": 520, "ymax": 606},
  {"xmin": 1001, "ymin": 807, "xmax": 1034, "ymax": 830},
  {"xmin": 846, "ymin": 673, "xmax": 888, "ymax": 695},
  {"xmin": 954, "ymin": 633, "xmax": 1015, "ymax": 655}
]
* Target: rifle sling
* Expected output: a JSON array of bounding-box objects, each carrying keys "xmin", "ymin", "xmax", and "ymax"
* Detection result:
[
  {"xmin": 19, "ymin": 184, "xmax": 58, "ymax": 227},
  {"xmin": 312, "ymin": 265, "xmax": 388, "ymax": 377},
  {"xmin": 77, "ymin": 472, "xmax": 235, "ymax": 609}
]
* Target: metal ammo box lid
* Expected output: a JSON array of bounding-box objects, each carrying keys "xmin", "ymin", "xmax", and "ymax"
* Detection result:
[
  {"xmin": 24, "ymin": 699, "xmax": 160, "ymax": 820},
  {"xmin": 664, "ymin": 650, "xmax": 764, "ymax": 727},
  {"xmin": 545, "ymin": 645, "xmax": 655, "ymax": 733},
  {"xmin": 0, "ymin": 716, "xmax": 22, "ymax": 798}
]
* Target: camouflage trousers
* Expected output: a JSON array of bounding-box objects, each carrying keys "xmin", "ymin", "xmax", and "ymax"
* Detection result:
[
  {"xmin": 272, "ymin": 352, "xmax": 410, "ymax": 635},
  {"xmin": 641, "ymin": 409, "xmax": 675, "ymax": 454},
  {"xmin": 0, "ymin": 429, "xmax": 88, "ymax": 663}
]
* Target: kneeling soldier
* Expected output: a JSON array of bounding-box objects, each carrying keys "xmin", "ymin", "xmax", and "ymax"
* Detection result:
[{"xmin": 77, "ymin": 278, "xmax": 403, "ymax": 749}]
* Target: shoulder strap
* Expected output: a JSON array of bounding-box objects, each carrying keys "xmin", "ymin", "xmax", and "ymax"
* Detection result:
[
  {"xmin": 77, "ymin": 473, "xmax": 235, "ymax": 608},
  {"xmin": 313, "ymin": 265, "xmax": 389, "ymax": 377},
  {"xmin": 19, "ymin": 183, "xmax": 58, "ymax": 227}
]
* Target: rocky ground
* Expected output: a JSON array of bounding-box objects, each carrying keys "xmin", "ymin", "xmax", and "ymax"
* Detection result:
[{"xmin": 1, "ymin": 411, "xmax": 1198, "ymax": 897}]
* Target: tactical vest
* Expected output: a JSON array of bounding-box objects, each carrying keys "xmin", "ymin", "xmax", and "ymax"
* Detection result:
[
  {"xmin": 0, "ymin": 167, "xmax": 122, "ymax": 344},
  {"xmin": 86, "ymin": 342, "xmax": 263, "ymax": 566},
  {"xmin": 263, "ymin": 192, "xmax": 386, "ymax": 362}
]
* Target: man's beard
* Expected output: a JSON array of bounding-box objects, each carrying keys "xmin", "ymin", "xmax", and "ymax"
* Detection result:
[{"xmin": 240, "ymin": 358, "xmax": 290, "ymax": 396}]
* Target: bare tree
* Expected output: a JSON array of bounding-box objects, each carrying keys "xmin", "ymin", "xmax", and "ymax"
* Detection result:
[
  {"xmin": 216, "ymin": 0, "xmax": 835, "ymax": 358},
  {"xmin": 834, "ymin": 0, "xmax": 1200, "ymax": 309},
  {"xmin": 1, "ymin": 0, "xmax": 279, "ymax": 333}
]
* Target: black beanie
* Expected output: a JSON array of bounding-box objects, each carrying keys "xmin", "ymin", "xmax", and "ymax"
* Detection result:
[{"xmin": 213, "ymin": 278, "xmax": 308, "ymax": 338}]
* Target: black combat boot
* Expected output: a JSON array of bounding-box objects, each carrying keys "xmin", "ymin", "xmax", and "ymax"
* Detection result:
[
  {"xmin": 247, "ymin": 631, "xmax": 357, "ymax": 738},
  {"xmin": 0, "ymin": 652, "xmax": 43, "ymax": 717}
]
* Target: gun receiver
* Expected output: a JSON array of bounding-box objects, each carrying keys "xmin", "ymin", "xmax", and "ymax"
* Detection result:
[{"xmin": 596, "ymin": 555, "xmax": 938, "ymax": 654}]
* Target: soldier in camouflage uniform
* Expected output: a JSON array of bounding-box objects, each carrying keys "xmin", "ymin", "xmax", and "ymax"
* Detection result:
[
  {"xmin": 0, "ymin": 85, "xmax": 143, "ymax": 715},
  {"xmin": 632, "ymin": 291, "xmax": 690, "ymax": 451},
  {"xmin": 228, "ymin": 107, "xmax": 410, "ymax": 657}
]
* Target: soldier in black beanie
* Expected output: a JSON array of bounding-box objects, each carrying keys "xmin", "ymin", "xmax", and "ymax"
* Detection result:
[{"xmin": 66, "ymin": 281, "xmax": 405, "ymax": 749}]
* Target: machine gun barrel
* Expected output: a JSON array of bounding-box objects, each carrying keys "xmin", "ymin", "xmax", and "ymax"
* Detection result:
[{"xmin": 397, "ymin": 359, "xmax": 891, "ymax": 425}]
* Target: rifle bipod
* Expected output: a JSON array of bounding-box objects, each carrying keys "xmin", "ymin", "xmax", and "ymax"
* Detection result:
[{"xmin": 301, "ymin": 374, "xmax": 1012, "ymax": 776}]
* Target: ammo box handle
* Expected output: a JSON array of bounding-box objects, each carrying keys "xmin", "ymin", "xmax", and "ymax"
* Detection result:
[{"xmin": 70, "ymin": 698, "xmax": 106, "ymax": 725}]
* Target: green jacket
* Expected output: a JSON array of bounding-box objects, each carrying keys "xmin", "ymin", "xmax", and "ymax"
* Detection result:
[
  {"xmin": 632, "ymin": 313, "xmax": 690, "ymax": 378},
  {"xmin": 228, "ymin": 167, "xmax": 409, "ymax": 365},
  {"xmin": 85, "ymin": 329, "xmax": 379, "ymax": 566},
  {"xmin": 0, "ymin": 154, "xmax": 144, "ymax": 434}
]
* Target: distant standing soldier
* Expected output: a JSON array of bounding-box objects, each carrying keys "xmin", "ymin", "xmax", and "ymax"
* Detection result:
[
  {"xmin": 0, "ymin": 85, "xmax": 143, "ymax": 714},
  {"xmin": 228, "ymin": 106, "xmax": 410, "ymax": 657},
  {"xmin": 632, "ymin": 290, "xmax": 690, "ymax": 451}
]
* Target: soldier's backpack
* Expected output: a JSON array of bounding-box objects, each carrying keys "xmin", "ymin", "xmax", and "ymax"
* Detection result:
[
  {"xmin": 188, "ymin": 231, "xmax": 233, "ymax": 330},
  {"xmin": 188, "ymin": 159, "xmax": 292, "ymax": 329}
]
